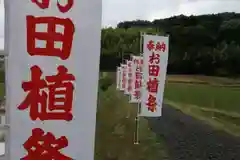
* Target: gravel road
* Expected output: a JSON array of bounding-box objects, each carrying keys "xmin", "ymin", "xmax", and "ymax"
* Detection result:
[{"xmin": 148, "ymin": 105, "xmax": 240, "ymax": 160}]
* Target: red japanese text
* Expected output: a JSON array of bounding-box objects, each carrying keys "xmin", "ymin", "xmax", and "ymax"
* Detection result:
[
  {"xmin": 147, "ymin": 78, "xmax": 159, "ymax": 93},
  {"xmin": 145, "ymin": 94, "xmax": 157, "ymax": 112},
  {"xmin": 31, "ymin": 0, "xmax": 74, "ymax": 13},
  {"xmin": 133, "ymin": 58, "xmax": 143, "ymax": 100},
  {"xmin": 21, "ymin": 128, "xmax": 71, "ymax": 160},
  {"xmin": 147, "ymin": 40, "xmax": 166, "ymax": 52},
  {"xmin": 155, "ymin": 42, "xmax": 166, "ymax": 52},
  {"xmin": 27, "ymin": 16, "xmax": 75, "ymax": 60},
  {"xmin": 18, "ymin": 65, "xmax": 75, "ymax": 121}
]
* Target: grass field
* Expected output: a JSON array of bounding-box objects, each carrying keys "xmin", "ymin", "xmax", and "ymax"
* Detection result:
[
  {"xmin": 167, "ymin": 75, "xmax": 240, "ymax": 85},
  {"xmin": 165, "ymin": 75, "xmax": 240, "ymax": 136},
  {"xmin": 95, "ymin": 82, "xmax": 168, "ymax": 159},
  {"xmin": 164, "ymin": 83, "xmax": 240, "ymax": 113}
]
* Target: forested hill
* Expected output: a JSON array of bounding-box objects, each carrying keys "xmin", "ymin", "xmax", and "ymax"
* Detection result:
[{"xmin": 101, "ymin": 12, "xmax": 240, "ymax": 76}]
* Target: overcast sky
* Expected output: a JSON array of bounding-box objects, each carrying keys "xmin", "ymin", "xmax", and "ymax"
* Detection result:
[{"xmin": 0, "ymin": 0, "xmax": 240, "ymax": 48}]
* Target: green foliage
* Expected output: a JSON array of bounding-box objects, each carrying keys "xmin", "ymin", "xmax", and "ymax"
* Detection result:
[
  {"xmin": 100, "ymin": 12, "xmax": 240, "ymax": 76},
  {"xmin": 99, "ymin": 72, "xmax": 115, "ymax": 91}
]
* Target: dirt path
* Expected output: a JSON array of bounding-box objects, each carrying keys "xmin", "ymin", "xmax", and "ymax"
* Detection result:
[{"xmin": 148, "ymin": 105, "xmax": 240, "ymax": 160}]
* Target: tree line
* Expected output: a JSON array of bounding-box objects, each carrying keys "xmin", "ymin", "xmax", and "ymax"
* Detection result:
[{"xmin": 101, "ymin": 12, "xmax": 240, "ymax": 77}]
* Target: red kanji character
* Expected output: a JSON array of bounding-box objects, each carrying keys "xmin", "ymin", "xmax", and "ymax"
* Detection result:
[
  {"xmin": 17, "ymin": 65, "xmax": 75, "ymax": 121},
  {"xmin": 135, "ymin": 72, "xmax": 142, "ymax": 80},
  {"xmin": 134, "ymin": 90, "xmax": 141, "ymax": 99},
  {"xmin": 27, "ymin": 16, "xmax": 75, "ymax": 60},
  {"xmin": 149, "ymin": 52, "xmax": 160, "ymax": 64},
  {"xmin": 31, "ymin": 0, "xmax": 74, "ymax": 13},
  {"xmin": 147, "ymin": 78, "xmax": 159, "ymax": 93},
  {"xmin": 146, "ymin": 94, "xmax": 157, "ymax": 112},
  {"xmin": 134, "ymin": 59, "xmax": 139, "ymax": 64},
  {"xmin": 147, "ymin": 40, "xmax": 155, "ymax": 51},
  {"xmin": 135, "ymin": 80, "xmax": 142, "ymax": 89},
  {"xmin": 31, "ymin": 0, "xmax": 49, "ymax": 9},
  {"xmin": 21, "ymin": 128, "xmax": 71, "ymax": 160},
  {"xmin": 140, "ymin": 59, "xmax": 144, "ymax": 64},
  {"xmin": 149, "ymin": 65, "xmax": 160, "ymax": 76},
  {"xmin": 57, "ymin": 0, "xmax": 74, "ymax": 13},
  {"xmin": 155, "ymin": 42, "xmax": 166, "ymax": 52},
  {"xmin": 136, "ymin": 65, "xmax": 143, "ymax": 73}
]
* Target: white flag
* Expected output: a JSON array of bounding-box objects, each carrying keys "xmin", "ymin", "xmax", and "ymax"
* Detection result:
[
  {"xmin": 124, "ymin": 60, "xmax": 133, "ymax": 95},
  {"xmin": 120, "ymin": 64, "xmax": 127, "ymax": 91},
  {"xmin": 119, "ymin": 65, "xmax": 124, "ymax": 91},
  {"xmin": 130, "ymin": 56, "xmax": 143, "ymax": 103},
  {"xmin": 116, "ymin": 67, "xmax": 121, "ymax": 89},
  {"xmin": 140, "ymin": 35, "xmax": 169, "ymax": 117}
]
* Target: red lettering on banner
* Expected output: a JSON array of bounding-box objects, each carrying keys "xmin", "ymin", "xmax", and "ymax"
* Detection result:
[
  {"xmin": 155, "ymin": 41, "xmax": 166, "ymax": 52},
  {"xmin": 27, "ymin": 16, "xmax": 75, "ymax": 60},
  {"xmin": 149, "ymin": 52, "xmax": 160, "ymax": 64},
  {"xmin": 135, "ymin": 71, "xmax": 142, "ymax": 79},
  {"xmin": 147, "ymin": 78, "xmax": 159, "ymax": 93},
  {"xmin": 21, "ymin": 128, "xmax": 71, "ymax": 160},
  {"xmin": 147, "ymin": 40, "xmax": 155, "ymax": 51},
  {"xmin": 31, "ymin": 0, "xmax": 74, "ymax": 13},
  {"xmin": 18, "ymin": 65, "xmax": 75, "ymax": 121},
  {"xmin": 148, "ymin": 65, "xmax": 160, "ymax": 76},
  {"xmin": 135, "ymin": 79, "xmax": 142, "ymax": 89},
  {"xmin": 134, "ymin": 91, "xmax": 141, "ymax": 99},
  {"xmin": 146, "ymin": 94, "xmax": 157, "ymax": 112}
]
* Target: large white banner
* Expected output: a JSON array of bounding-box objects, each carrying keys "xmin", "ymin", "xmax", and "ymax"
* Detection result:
[
  {"xmin": 130, "ymin": 56, "xmax": 143, "ymax": 103},
  {"xmin": 140, "ymin": 35, "xmax": 169, "ymax": 117},
  {"xmin": 6, "ymin": 0, "xmax": 102, "ymax": 159}
]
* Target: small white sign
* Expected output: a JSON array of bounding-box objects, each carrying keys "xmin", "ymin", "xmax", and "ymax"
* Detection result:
[{"xmin": 129, "ymin": 56, "xmax": 143, "ymax": 103}]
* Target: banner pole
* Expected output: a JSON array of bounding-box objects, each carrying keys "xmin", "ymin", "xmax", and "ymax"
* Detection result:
[{"xmin": 134, "ymin": 32, "xmax": 143, "ymax": 144}]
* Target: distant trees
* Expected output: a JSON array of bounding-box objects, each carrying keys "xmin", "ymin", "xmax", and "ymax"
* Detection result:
[{"xmin": 100, "ymin": 12, "xmax": 240, "ymax": 76}]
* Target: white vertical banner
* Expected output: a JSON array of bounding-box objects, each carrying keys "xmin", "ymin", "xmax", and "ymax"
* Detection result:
[
  {"xmin": 124, "ymin": 60, "xmax": 133, "ymax": 95},
  {"xmin": 120, "ymin": 64, "xmax": 127, "ymax": 91},
  {"xmin": 116, "ymin": 67, "xmax": 121, "ymax": 89},
  {"xmin": 124, "ymin": 60, "xmax": 129, "ymax": 94},
  {"xmin": 119, "ymin": 64, "xmax": 124, "ymax": 91},
  {"xmin": 140, "ymin": 35, "xmax": 169, "ymax": 117},
  {"xmin": 7, "ymin": 0, "xmax": 102, "ymax": 159},
  {"xmin": 130, "ymin": 56, "xmax": 143, "ymax": 103}
]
